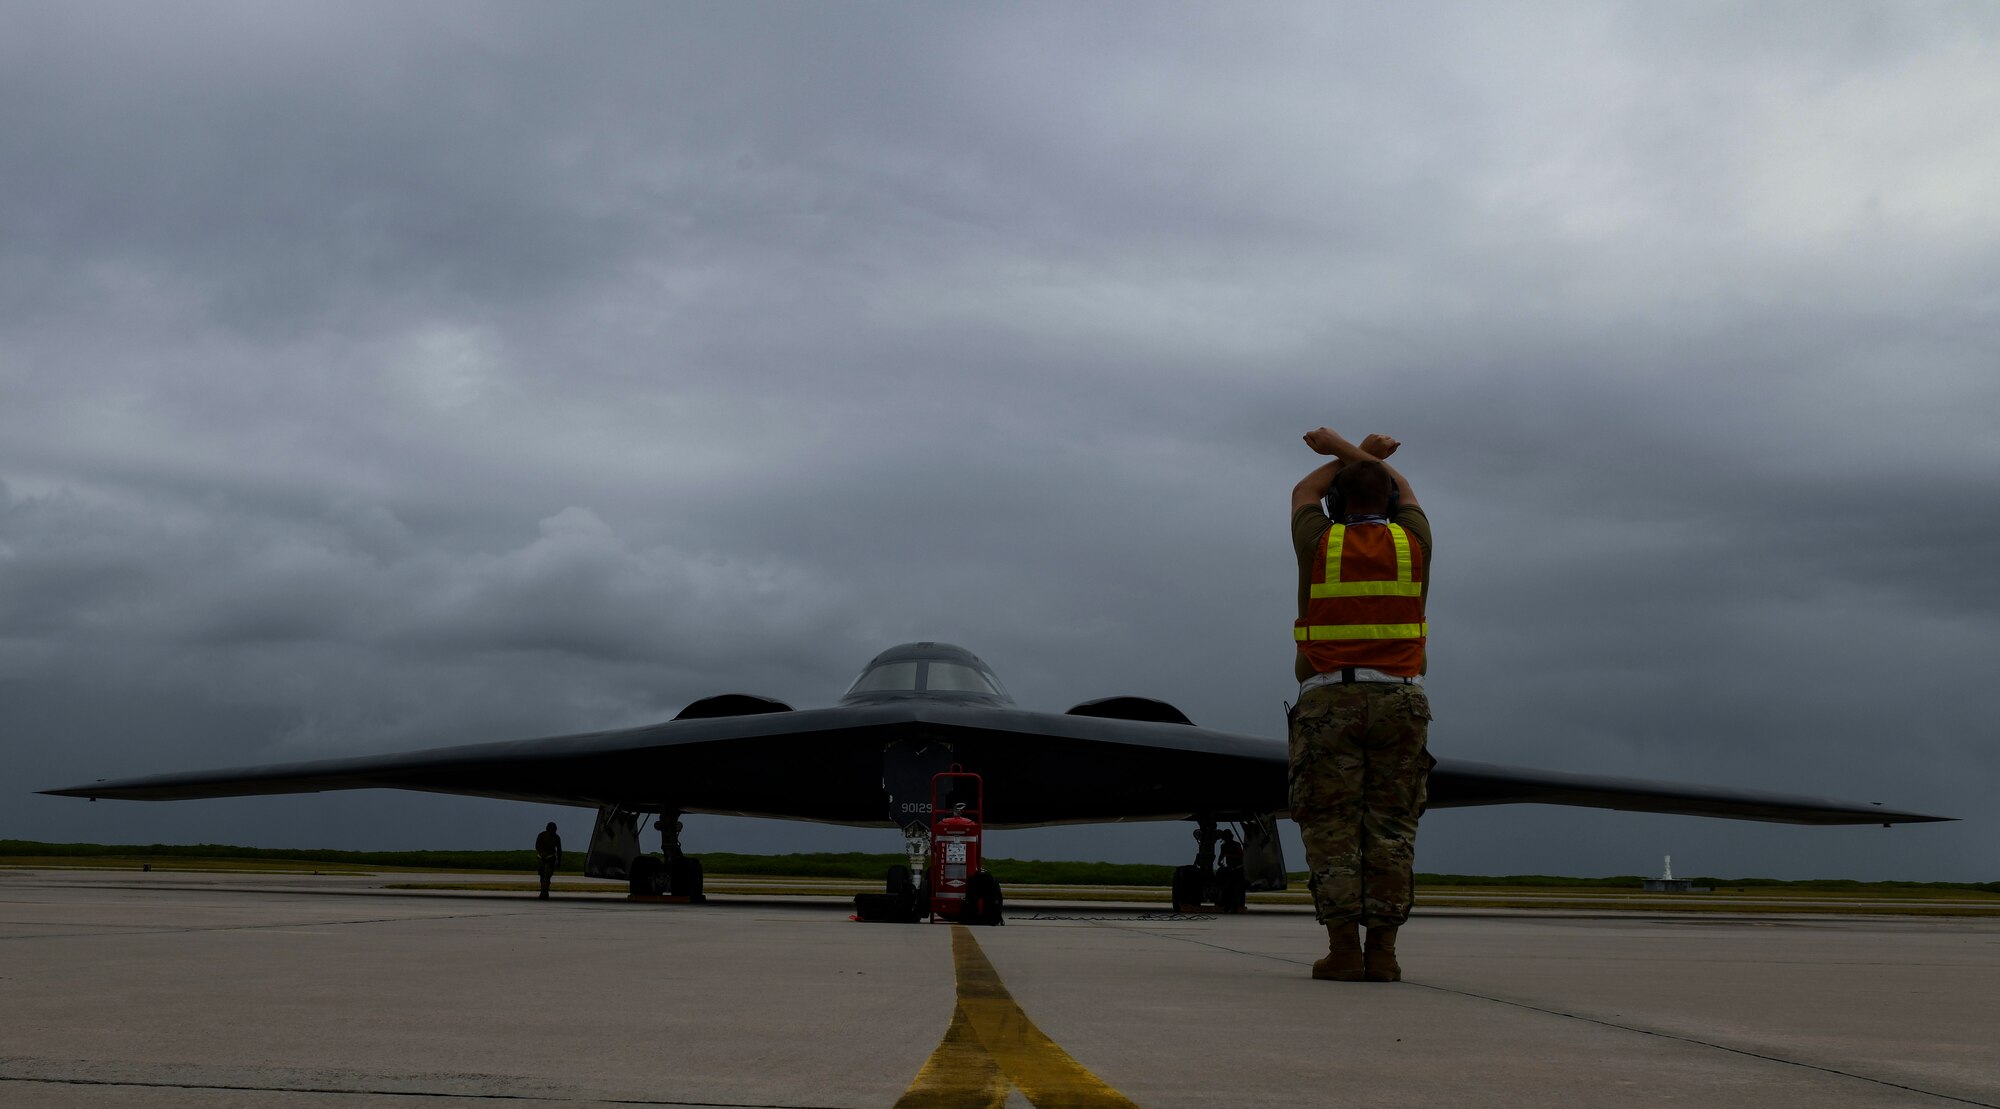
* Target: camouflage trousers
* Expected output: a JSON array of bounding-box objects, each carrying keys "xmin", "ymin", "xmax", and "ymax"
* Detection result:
[{"xmin": 1287, "ymin": 682, "xmax": 1434, "ymax": 928}]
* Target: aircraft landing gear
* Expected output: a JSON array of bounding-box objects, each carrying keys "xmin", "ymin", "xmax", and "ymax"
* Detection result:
[
  {"xmin": 855, "ymin": 862, "xmax": 926, "ymax": 922},
  {"xmin": 658, "ymin": 812, "xmax": 705, "ymax": 902},
  {"xmin": 1172, "ymin": 816, "xmax": 1248, "ymax": 913},
  {"xmin": 624, "ymin": 811, "xmax": 705, "ymax": 901},
  {"xmin": 856, "ymin": 771, "xmax": 1002, "ymax": 925},
  {"xmin": 584, "ymin": 804, "xmax": 705, "ymax": 902},
  {"xmin": 628, "ymin": 854, "xmax": 662, "ymax": 896}
]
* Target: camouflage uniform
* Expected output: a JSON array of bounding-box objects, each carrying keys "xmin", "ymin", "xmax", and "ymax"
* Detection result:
[{"xmin": 1287, "ymin": 679, "xmax": 1434, "ymax": 928}]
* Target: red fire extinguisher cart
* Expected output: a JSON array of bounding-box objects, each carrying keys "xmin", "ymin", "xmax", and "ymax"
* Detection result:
[{"xmin": 927, "ymin": 769, "xmax": 1003, "ymax": 925}]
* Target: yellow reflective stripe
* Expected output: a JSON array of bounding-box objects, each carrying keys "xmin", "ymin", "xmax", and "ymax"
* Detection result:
[
  {"xmin": 1296, "ymin": 622, "xmax": 1428, "ymax": 640},
  {"xmin": 1311, "ymin": 524, "xmax": 1420, "ymax": 597},
  {"xmin": 1321, "ymin": 524, "xmax": 1344, "ymax": 586},
  {"xmin": 1311, "ymin": 579, "xmax": 1422, "ymax": 598}
]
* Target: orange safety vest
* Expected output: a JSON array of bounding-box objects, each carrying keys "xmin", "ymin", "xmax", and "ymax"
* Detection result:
[{"xmin": 1294, "ymin": 521, "xmax": 1427, "ymax": 676}]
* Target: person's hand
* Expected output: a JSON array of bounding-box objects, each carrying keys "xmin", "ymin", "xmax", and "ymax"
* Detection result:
[
  {"xmin": 1359, "ymin": 433, "xmax": 1399, "ymax": 460},
  {"xmin": 1302, "ymin": 427, "xmax": 1342, "ymax": 455}
]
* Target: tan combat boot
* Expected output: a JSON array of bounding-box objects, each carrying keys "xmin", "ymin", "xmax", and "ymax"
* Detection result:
[
  {"xmin": 1364, "ymin": 926, "xmax": 1401, "ymax": 982},
  {"xmin": 1311, "ymin": 922, "xmax": 1364, "ymax": 981}
]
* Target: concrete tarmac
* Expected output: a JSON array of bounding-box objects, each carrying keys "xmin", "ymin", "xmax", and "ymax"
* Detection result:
[{"xmin": 3, "ymin": 868, "xmax": 1997, "ymax": 1108}]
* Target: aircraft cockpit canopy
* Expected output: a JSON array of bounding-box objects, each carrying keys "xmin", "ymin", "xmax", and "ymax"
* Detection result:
[{"xmin": 838, "ymin": 642, "xmax": 1014, "ymax": 706}]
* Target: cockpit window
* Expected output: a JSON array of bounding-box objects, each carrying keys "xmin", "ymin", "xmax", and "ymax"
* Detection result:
[
  {"xmin": 847, "ymin": 661, "xmax": 920, "ymax": 694},
  {"xmin": 924, "ymin": 662, "xmax": 1002, "ymax": 695},
  {"xmin": 842, "ymin": 657, "xmax": 1011, "ymax": 699}
]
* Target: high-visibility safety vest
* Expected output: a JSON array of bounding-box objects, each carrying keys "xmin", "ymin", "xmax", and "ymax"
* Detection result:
[{"xmin": 1294, "ymin": 522, "xmax": 1427, "ymax": 676}]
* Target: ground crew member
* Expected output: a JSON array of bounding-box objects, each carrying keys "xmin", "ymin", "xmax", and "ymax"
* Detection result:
[
  {"xmin": 1217, "ymin": 828, "xmax": 1245, "ymax": 871},
  {"xmin": 534, "ymin": 822, "xmax": 562, "ymax": 900},
  {"xmin": 1289, "ymin": 426, "xmax": 1433, "ymax": 982}
]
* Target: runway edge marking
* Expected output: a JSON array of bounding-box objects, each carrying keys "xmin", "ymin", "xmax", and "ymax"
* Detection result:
[{"xmin": 894, "ymin": 925, "xmax": 1142, "ymax": 1109}]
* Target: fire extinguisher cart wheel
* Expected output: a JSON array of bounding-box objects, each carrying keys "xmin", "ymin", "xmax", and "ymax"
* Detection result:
[{"xmin": 965, "ymin": 869, "xmax": 1004, "ymax": 926}]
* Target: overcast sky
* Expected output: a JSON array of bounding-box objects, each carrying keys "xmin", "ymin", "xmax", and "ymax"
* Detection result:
[{"xmin": 5, "ymin": 2, "xmax": 1994, "ymax": 881}]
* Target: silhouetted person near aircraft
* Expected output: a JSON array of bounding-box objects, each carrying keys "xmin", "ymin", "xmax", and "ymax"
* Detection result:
[
  {"xmin": 535, "ymin": 822, "xmax": 562, "ymax": 899},
  {"xmin": 1289, "ymin": 426, "xmax": 1433, "ymax": 982},
  {"xmin": 1217, "ymin": 828, "xmax": 1244, "ymax": 871}
]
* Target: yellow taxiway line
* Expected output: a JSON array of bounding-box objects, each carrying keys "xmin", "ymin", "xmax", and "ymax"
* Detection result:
[{"xmin": 895, "ymin": 924, "xmax": 1143, "ymax": 1109}]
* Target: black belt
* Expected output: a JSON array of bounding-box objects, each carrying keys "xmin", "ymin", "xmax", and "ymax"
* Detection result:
[{"xmin": 1301, "ymin": 667, "xmax": 1423, "ymax": 693}]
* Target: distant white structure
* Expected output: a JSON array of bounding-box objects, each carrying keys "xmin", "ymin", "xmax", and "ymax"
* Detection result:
[{"xmin": 1643, "ymin": 854, "xmax": 1694, "ymax": 893}]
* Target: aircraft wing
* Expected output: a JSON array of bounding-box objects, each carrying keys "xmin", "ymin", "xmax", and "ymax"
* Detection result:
[
  {"xmin": 1426, "ymin": 759, "xmax": 1948, "ymax": 826},
  {"xmin": 41, "ymin": 701, "xmax": 1950, "ymax": 827}
]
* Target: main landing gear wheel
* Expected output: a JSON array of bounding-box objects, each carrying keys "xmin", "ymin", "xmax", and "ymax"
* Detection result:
[
  {"xmin": 668, "ymin": 855, "xmax": 706, "ymax": 902},
  {"xmin": 1215, "ymin": 865, "xmax": 1248, "ymax": 913},
  {"xmin": 628, "ymin": 855, "xmax": 663, "ymax": 896},
  {"xmin": 1170, "ymin": 864, "xmax": 1204, "ymax": 911}
]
